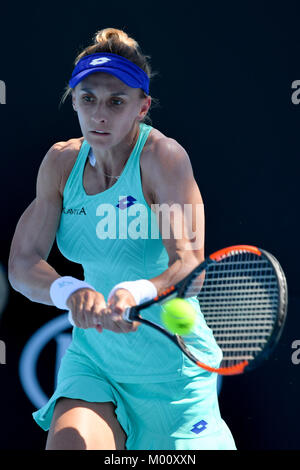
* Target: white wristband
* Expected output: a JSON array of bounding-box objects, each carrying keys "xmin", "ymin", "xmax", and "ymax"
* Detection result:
[
  {"xmin": 107, "ymin": 279, "xmax": 157, "ymax": 305},
  {"xmin": 50, "ymin": 276, "xmax": 95, "ymax": 310}
]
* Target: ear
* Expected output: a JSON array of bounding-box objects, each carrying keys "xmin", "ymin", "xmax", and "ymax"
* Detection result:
[
  {"xmin": 72, "ymin": 92, "xmax": 77, "ymax": 112},
  {"xmin": 139, "ymin": 95, "xmax": 152, "ymax": 121}
]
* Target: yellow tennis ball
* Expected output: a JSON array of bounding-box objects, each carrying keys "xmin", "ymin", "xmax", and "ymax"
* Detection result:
[{"xmin": 161, "ymin": 298, "xmax": 197, "ymax": 335}]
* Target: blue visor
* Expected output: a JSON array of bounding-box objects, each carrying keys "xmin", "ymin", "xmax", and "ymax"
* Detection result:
[{"xmin": 69, "ymin": 52, "xmax": 150, "ymax": 94}]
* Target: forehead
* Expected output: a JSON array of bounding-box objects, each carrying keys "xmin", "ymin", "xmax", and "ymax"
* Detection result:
[{"xmin": 77, "ymin": 72, "xmax": 133, "ymax": 94}]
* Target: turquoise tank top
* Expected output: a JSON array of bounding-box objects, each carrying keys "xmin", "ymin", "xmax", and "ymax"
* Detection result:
[{"xmin": 56, "ymin": 123, "xmax": 222, "ymax": 382}]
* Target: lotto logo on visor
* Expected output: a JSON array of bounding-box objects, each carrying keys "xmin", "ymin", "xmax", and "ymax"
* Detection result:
[
  {"xmin": 69, "ymin": 52, "xmax": 150, "ymax": 94},
  {"xmin": 89, "ymin": 57, "xmax": 112, "ymax": 66}
]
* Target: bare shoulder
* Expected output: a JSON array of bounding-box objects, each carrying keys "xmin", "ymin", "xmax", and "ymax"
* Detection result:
[
  {"xmin": 141, "ymin": 128, "xmax": 194, "ymax": 204},
  {"xmin": 142, "ymin": 127, "xmax": 193, "ymax": 176},
  {"xmin": 41, "ymin": 137, "xmax": 84, "ymax": 196}
]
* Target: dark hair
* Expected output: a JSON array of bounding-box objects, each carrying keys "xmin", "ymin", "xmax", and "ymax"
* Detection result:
[{"xmin": 60, "ymin": 28, "xmax": 159, "ymax": 124}]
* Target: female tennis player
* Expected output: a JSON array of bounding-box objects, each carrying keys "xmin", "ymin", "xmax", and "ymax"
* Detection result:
[{"xmin": 8, "ymin": 28, "xmax": 236, "ymax": 450}]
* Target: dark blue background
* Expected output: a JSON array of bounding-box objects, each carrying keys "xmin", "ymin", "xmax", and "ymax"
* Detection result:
[{"xmin": 0, "ymin": 1, "xmax": 299, "ymax": 450}]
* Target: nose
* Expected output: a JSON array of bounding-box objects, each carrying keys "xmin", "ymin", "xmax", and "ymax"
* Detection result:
[{"xmin": 91, "ymin": 102, "xmax": 108, "ymax": 125}]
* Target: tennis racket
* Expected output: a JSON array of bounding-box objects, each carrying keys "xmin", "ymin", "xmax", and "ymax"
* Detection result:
[{"xmin": 123, "ymin": 245, "xmax": 288, "ymax": 375}]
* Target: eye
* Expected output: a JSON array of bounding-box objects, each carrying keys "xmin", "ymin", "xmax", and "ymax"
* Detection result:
[
  {"xmin": 111, "ymin": 98, "xmax": 124, "ymax": 106},
  {"xmin": 81, "ymin": 95, "xmax": 94, "ymax": 103}
]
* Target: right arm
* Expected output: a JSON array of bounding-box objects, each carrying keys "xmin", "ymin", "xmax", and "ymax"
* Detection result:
[
  {"xmin": 8, "ymin": 143, "xmax": 65, "ymax": 304},
  {"xmin": 8, "ymin": 143, "xmax": 136, "ymax": 333}
]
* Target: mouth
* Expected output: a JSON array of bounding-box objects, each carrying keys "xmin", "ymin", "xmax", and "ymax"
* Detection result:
[{"xmin": 90, "ymin": 130, "xmax": 110, "ymax": 136}]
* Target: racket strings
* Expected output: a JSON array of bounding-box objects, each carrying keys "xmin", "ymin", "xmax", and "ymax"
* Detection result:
[{"xmin": 186, "ymin": 252, "xmax": 279, "ymax": 367}]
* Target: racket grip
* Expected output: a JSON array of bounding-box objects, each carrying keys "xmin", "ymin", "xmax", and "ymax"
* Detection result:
[{"xmin": 123, "ymin": 307, "xmax": 133, "ymax": 323}]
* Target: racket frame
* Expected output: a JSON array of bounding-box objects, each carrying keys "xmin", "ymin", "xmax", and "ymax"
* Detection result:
[{"xmin": 123, "ymin": 245, "xmax": 288, "ymax": 375}]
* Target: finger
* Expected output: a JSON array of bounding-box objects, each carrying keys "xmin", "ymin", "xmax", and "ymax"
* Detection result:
[
  {"xmin": 111, "ymin": 312, "xmax": 139, "ymax": 333},
  {"xmin": 110, "ymin": 297, "xmax": 133, "ymax": 318},
  {"xmin": 96, "ymin": 307, "xmax": 128, "ymax": 333},
  {"xmin": 107, "ymin": 288, "xmax": 128, "ymax": 306},
  {"xmin": 100, "ymin": 307, "xmax": 121, "ymax": 332},
  {"xmin": 81, "ymin": 309, "xmax": 91, "ymax": 329},
  {"xmin": 81, "ymin": 293, "xmax": 98, "ymax": 328},
  {"xmin": 111, "ymin": 304, "xmax": 139, "ymax": 332},
  {"xmin": 68, "ymin": 299, "xmax": 82, "ymax": 328},
  {"xmin": 79, "ymin": 303, "xmax": 94, "ymax": 329},
  {"xmin": 91, "ymin": 300, "xmax": 108, "ymax": 331},
  {"xmin": 108, "ymin": 289, "xmax": 136, "ymax": 309},
  {"xmin": 67, "ymin": 292, "xmax": 87, "ymax": 328},
  {"xmin": 95, "ymin": 324, "xmax": 103, "ymax": 333},
  {"xmin": 108, "ymin": 294, "xmax": 139, "ymax": 332},
  {"xmin": 82, "ymin": 291, "xmax": 106, "ymax": 329},
  {"xmin": 71, "ymin": 310, "xmax": 83, "ymax": 328},
  {"xmin": 92, "ymin": 314, "xmax": 103, "ymax": 333}
]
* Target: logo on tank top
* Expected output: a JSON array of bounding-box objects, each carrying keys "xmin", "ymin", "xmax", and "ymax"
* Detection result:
[
  {"xmin": 62, "ymin": 206, "xmax": 87, "ymax": 215},
  {"xmin": 116, "ymin": 196, "xmax": 137, "ymax": 210}
]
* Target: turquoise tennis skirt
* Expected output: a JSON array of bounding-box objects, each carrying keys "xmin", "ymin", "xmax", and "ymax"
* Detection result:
[{"xmin": 33, "ymin": 341, "xmax": 236, "ymax": 450}]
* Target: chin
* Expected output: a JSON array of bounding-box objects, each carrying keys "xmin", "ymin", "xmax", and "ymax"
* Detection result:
[{"xmin": 86, "ymin": 131, "xmax": 114, "ymax": 147}]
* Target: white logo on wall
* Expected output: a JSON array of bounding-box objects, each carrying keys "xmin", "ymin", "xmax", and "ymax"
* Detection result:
[
  {"xmin": 291, "ymin": 80, "xmax": 300, "ymax": 104},
  {"xmin": 89, "ymin": 58, "xmax": 112, "ymax": 66},
  {"xmin": 19, "ymin": 313, "xmax": 72, "ymax": 409},
  {"xmin": 0, "ymin": 263, "xmax": 9, "ymax": 364},
  {"xmin": 19, "ymin": 314, "xmax": 223, "ymax": 408}
]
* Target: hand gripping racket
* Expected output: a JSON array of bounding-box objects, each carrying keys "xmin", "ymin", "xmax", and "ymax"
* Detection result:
[{"xmin": 123, "ymin": 245, "xmax": 288, "ymax": 375}]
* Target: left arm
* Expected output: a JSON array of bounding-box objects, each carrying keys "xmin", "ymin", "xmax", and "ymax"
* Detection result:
[
  {"xmin": 147, "ymin": 137, "xmax": 205, "ymax": 295},
  {"xmin": 108, "ymin": 137, "xmax": 205, "ymax": 319}
]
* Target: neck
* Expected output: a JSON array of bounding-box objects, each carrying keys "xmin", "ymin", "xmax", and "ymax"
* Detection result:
[{"xmin": 89, "ymin": 122, "xmax": 140, "ymax": 176}]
